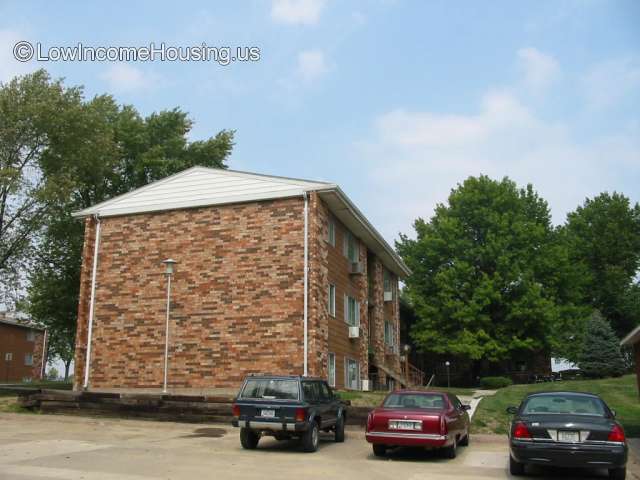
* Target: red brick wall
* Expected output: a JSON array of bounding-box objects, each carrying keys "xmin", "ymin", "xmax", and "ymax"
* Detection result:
[
  {"xmin": 74, "ymin": 198, "xmax": 306, "ymax": 391},
  {"xmin": 0, "ymin": 324, "xmax": 46, "ymax": 382}
]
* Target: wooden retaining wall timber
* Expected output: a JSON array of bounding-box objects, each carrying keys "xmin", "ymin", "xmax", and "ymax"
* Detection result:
[{"xmin": 8, "ymin": 388, "xmax": 370, "ymax": 426}]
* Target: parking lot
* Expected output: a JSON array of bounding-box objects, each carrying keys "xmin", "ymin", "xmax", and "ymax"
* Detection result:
[{"xmin": 1, "ymin": 412, "xmax": 639, "ymax": 480}]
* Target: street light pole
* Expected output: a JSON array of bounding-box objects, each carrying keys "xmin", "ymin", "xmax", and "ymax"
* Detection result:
[
  {"xmin": 162, "ymin": 259, "xmax": 177, "ymax": 394},
  {"xmin": 445, "ymin": 361, "xmax": 450, "ymax": 389}
]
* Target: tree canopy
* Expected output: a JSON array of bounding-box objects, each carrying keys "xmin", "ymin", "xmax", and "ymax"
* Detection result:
[{"xmin": 396, "ymin": 176, "xmax": 579, "ymax": 364}]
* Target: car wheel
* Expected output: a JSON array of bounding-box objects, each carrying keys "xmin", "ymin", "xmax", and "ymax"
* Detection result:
[
  {"xmin": 372, "ymin": 444, "xmax": 386, "ymax": 457},
  {"xmin": 240, "ymin": 428, "xmax": 260, "ymax": 449},
  {"xmin": 302, "ymin": 421, "xmax": 320, "ymax": 452},
  {"xmin": 509, "ymin": 455, "xmax": 525, "ymax": 476},
  {"xmin": 609, "ymin": 467, "xmax": 626, "ymax": 480},
  {"xmin": 459, "ymin": 431, "xmax": 469, "ymax": 446},
  {"xmin": 443, "ymin": 437, "xmax": 457, "ymax": 459},
  {"xmin": 334, "ymin": 414, "xmax": 345, "ymax": 443}
]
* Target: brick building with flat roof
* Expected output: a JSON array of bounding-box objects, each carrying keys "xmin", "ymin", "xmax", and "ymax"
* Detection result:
[{"xmin": 0, "ymin": 313, "xmax": 47, "ymax": 383}]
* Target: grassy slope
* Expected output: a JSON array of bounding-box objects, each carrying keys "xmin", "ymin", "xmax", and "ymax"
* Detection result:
[
  {"xmin": 472, "ymin": 375, "xmax": 640, "ymax": 436},
  {"xmin": 338, "ymin": 386, "xmax": 475, "ymax": 407}
]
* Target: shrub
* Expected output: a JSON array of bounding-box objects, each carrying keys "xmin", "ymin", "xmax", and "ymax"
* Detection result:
[{"xmin": 479, "ymin": 376, "xmax": 513, "ymax": 389}]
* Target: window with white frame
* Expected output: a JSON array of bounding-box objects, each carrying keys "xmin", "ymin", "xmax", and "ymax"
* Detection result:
[
  {"xmin": 328, "ymin": 353, "xmax": 336, "ymax": 387},
  {"xmin": 328, "ymin": 284, "xmax": 336, "ymax": 317},
  {"xmin": 26, "ymin": 330, "xmax": 35, "ymax": 342},
  {"xmin": 343, "ymin": 231, "xmax": 359, "ymax": 263},
  {"xmin": 383, "ymin": 269, "xmax": 393, "ymax": 297},
  {"xmin": 384, "ymin": 320, "xmax": 395, "ymax": 348},
  {"xmin": 327, "ymin": 218, "xmax": 336, "ymax": 246},
  {"xmin": 344, "ymin": 295, "xmax": 359, "ymax": 327},
  {"xmin": 24, "ymin": 353, "xmax": 33, "ymax": 366},
  {"xmin": 345, "ymin": 357, "xmax": 359, "ymax": 390},
  {"xmin": 4, "ymin": 352, "xmax": 13, "ymax": 361}
]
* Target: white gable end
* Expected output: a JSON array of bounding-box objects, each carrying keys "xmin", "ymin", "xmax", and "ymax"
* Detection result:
[{"xmin": 74, "ymin": 167, "xmax": 332, "ymax": 218}]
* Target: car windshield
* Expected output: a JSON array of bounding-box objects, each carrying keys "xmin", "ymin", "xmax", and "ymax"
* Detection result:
[
  {"xmin": 383, "ymin": 393, "xmax": 446, "ymax": 409},
  {"xmin": 240, "ymin": 379, "xmax": 299, "ymax": 400},
  {"xmin": 521, "ymin": 394, "xmax": 606, "ymax": 416}
]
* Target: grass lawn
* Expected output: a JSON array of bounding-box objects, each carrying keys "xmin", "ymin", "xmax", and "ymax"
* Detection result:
[
  {"xmin": 337, "ymin": 386, "xmax": 475, "ymax": 407},
  {"xmin": 472, "ymin": 374, "xmax": 640, "ymax": 436}
]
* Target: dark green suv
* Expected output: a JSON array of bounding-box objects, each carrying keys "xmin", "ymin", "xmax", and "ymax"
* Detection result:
[{"xmin": 231, "ymin": 375, "xmax": 348, "ymax": 452}]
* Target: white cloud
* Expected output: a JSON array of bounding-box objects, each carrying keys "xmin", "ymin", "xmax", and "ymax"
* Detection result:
[
  {"xmin": 0, "ymin": 30, "xmax": 37, "ymax": 83},
  {"xmin": 271, "ymin": 0, "xmax": 326, "ymax": 25},
  {"xmin": 296, "ymin": 49, "xmax": 329, "ymax": 82},
  {"xmin": 582, "ymin": 56, "xmax": 640, "ymax": 109},
  {"xmin": 355, "ymin": 55, "xmax": 640, "ymax": 242},
  {"xmin": 100, "ymin": 64, "xmax": 159, "ymax": 92},
  {"xmin": 517, "ymin": 47, "xmax": 560, "ymax": 91}
]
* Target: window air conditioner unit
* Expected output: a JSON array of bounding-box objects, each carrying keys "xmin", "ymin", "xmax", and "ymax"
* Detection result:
[
  {"xmin": 349, "ymin": 262, "xmax": 364, "ymax": 275},
  {"xmin": 384, "ymin": 291, "xmax": 393, "ymax": 302},
  {"xmin": 348, "ymin": 326, "xmax": 360, "ymax": 338}
]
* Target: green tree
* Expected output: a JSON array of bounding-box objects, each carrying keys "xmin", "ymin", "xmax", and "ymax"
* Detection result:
[
  {"xmin": 578, "ymin": 310, "xmax": 626, "ymax": 378},
  {"xmin": 397, "ymin": 176, "xmax": 579, "ymax": 372},
  {"xmin": 0, "ymin": 70, "xmax": 85, "ymax": 304},
  {"xmin": 563, "ymin": 193, "xmax": 640, "ymax": 338},
  {"xmin": 23, "ymin": 71, "xmax": 234, "ymax": 373}
]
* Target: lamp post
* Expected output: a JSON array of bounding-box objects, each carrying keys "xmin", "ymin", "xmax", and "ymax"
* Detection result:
[
  {"xmin": 445, "ymin": 361, "xmax": 451, "ymax": 389},
  {"xmin": 162, "ymin": 259, "xmax": 177, "ymax": 394}
]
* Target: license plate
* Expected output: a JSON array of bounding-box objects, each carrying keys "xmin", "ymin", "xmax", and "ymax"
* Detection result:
[
  {"xmin": 389, "ymin": 420, "xmax": 422, "ymax": 430},
  {"xmin": 260, "ymin": 409, "xmax": 276, "ymax": 418},
  {"xmin": 558, "ymin": 431, "xmax": 580, "ymax": 442}
]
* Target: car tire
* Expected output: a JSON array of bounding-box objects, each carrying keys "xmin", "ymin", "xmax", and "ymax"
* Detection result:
[
  {"xmin": 240, "ymin": 428, "xmax": 259, "ymax": 449},
  {"xmin": 334, "ymin": 414, "xmax": 345, "ymax": 443},
  {"xmin": 459, "ymin": 431, "xmax": 469, "ymax": 446},
  {"xmin": 609, "ymin": 467, "xmax": 626, "ymax": 480},
  {"xmin": 372, "ymin": 444, "xmax": 386, "ymax": 457},
  {"xmin": 443, "ymin": 437, "xmax": 457, "ymax": 459},
  {"xmin": 509, "ymin": 455, "xmax": 525, "ymax": 476},
  {"xmin": 302, "ymin": 421, "xmax": 320, "ymax": 452}
]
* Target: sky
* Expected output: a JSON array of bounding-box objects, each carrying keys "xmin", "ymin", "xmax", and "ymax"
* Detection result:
[{"xmin": 1, "ymin": 0, "xmax": 639, "ymax": 247}]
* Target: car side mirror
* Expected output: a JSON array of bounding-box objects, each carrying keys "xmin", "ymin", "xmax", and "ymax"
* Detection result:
[
  {"xmin": 611, "ymin": 409, "xmax": 616, "ymax": 418},
  {"xmin": 461, "ymin": 404, "xmax": 471, "ymax": 411},
  {"xmin": 344, "ymin": 399, "xmax": 351, "ymax": 406},
  {"xmin": 506, "ymin": 406, "xmax": 518, "ymax": 415}
]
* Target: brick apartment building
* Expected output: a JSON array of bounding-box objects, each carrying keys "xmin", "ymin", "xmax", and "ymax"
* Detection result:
[
  {"xmin": 73, "ymin": 167, "xmax": 412, "ymax": 393},
  {"xmin": 0, "ymin": 313, "xmax": 47, "ymax": 383}
]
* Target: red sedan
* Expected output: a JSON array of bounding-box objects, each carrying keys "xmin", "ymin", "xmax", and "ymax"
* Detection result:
[{"xmin": 365, "ymin": 390, "xmax": 471, "ymax": 458}]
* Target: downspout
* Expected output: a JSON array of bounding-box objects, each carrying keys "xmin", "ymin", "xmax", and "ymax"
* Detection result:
[
  {"xmin": 83, "ymin": 214, "xmax": 101, "ymax": 390},
  {"xmin": 303, "ymin": 192, "xmax": 309, "ymax": 377},
  {"xmin": 40, "ymin": 329, "xmax": 47, "ymax": 379}
]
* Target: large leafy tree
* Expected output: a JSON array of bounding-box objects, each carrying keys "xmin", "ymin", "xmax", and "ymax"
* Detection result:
[
  {"xmin": 397, "ymin": 176, "xmax": 579, "ymax": 371},
  {"xmin": 20, "ymin": 70, "xmax": 234, "ymax": 373},
  {"xmin": 0, "ymin": 70, "xmax": 85, "ymax": 304},
  {"xmin": 563, "ymin": 193, "xmax": 640, "ymax": 338}
]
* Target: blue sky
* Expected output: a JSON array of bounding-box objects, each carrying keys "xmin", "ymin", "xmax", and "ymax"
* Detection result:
[{"xmin": 1, "ymin": 0, "xmax": 639, "ymax": 244}]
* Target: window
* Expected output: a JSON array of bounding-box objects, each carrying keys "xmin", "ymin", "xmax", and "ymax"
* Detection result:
[
  {"xmin": 343, "ymin": 231, "xmax": 359, "ymax": 263},
  {"xmin": 383, "ymin": 269, "xmax": 392, "ymax": 293},
  {"xmin": 344, "ymin": 295, "xmax": 359, "ymax": 327},
  {"xmin": 327, "ymin": 219, "xmax": 336, "ymax": 246},
  {"xmin": 24, "ymin": 354, "xmax": 33, "ymax": 366},
  {"xmin": 328, "ymin": 284, "xmax": 336, "ymax": 317},
  {"xmin": 345, "ymin": 358, "xmax": 359, "ymax": 390},
  {"xmin": 328, "ymin": 353, "xmax": 336, "ymax": 387},
  {"xmin": 384, "ymin": 320, "xmax": 393, "ymax": 346},
  {"xmin": 4, "ymin": 353, "xmax": 13, "ymax": 361},
  {"xmin": 302, "ymin": 381, "xmax": 319, "ymax": 402},
  {"xmin": 383, "ymin": 393, "xmax": 446, "ymax": 409},
  {"xmin": 318, "ymin": 382, "xmax": 332, "ymax": 401},
  {"xmin": 26, "ymin": 330, "xmax": 35, "ymax": 342},
  {"xmin": 240, "ymin": 378, "xmax": 299, "ymax": 400}
]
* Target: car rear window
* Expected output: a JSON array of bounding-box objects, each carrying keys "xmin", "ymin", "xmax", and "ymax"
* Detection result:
[
  {"xmin": 521, "ymin": 394, "xmax": 606, "ymax": 416},
  {"xmin": 383, "ymin": 393, "xmax": 446, "ymax": 409},
  {"xmin": 240, "ymin": 379, "xmax": 299, "ymax": 400}
]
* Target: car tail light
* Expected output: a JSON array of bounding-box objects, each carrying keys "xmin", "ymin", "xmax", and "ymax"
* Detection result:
[
  {"xmin": 608, "ymin": 424, "xmax": 625, "ymax": 443},
  {"xmin": 513, "ymin": 422, "xmax": 532, "ymax": 439},
  {"xmin": 232, "ymin": 404, "xmax": 240, "ymax": 417},
  {"xmin": 366, "ymin": 413, "xmax": 373, "ymax": 432},
  {"xmin": 440, "ymin": 415, "xmax": 448, "ymax": 435},
  {"xmin": 295, "ymin": 408, "xmax": 306, "ymax": 422}
]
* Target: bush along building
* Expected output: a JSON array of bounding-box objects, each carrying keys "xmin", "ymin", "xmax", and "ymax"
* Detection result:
[
  {"xmin": 0, "ymin": 313, "xmax": 47, "ymax": 383},
  {"xmin": 72, "ymin": 167, "xmax": 414, "ymax": 393}
]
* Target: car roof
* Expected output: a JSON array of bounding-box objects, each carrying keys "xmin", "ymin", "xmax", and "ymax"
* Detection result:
[
  {"xmin": 244, "ymin": 374, "xmax": 325, "ymax": 382},
  {"xmin": 524, "ymin": 391, "xmax": 602, "ymax": 399},
  {"xmin": 389, "ymin": 390, "xmax": 447, "ymax": 395}
]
